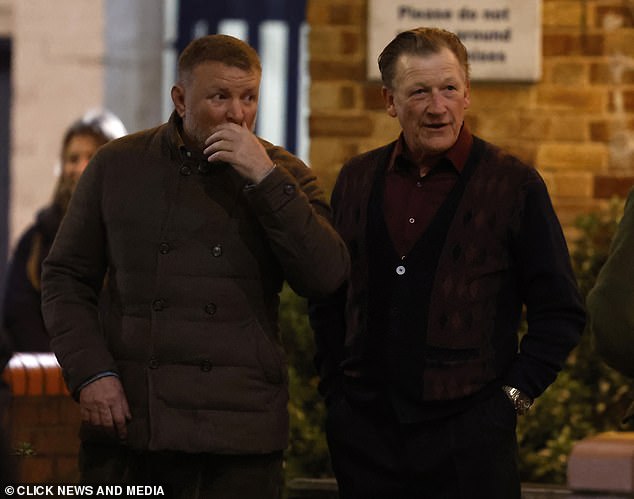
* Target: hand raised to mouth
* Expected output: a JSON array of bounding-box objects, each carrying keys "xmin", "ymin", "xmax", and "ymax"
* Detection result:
[{"xmin": 203, "ymin": 121, "xmax": 275, "ymax": 184}]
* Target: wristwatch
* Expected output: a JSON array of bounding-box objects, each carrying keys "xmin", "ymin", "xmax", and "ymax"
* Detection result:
[{"xmin": 502, "ymin": 385, "xmax": 533, "ymax": 415}]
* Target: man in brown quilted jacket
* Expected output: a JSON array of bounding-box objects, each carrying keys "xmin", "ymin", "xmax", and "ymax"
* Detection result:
[{"xmin": 42, "ymin": 34, "xmax": 349, "ymax": 498}]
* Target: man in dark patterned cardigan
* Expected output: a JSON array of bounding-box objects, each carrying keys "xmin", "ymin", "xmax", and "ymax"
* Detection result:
[{"xmin": 309, "ymin": 27, "xmax": 585, "ymax": 499}]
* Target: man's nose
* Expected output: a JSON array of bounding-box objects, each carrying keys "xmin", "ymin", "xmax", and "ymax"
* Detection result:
[
  {"xmin": 226, "ymin": 99, "xmax": 245, "ymax": 123},
  {"xmin": 428, "ymin": 91, "xmax": 445, "ymax": 113}
]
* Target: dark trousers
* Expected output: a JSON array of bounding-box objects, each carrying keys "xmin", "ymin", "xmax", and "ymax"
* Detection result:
[
  {"xmin": 326, "ymin": 388, "xmax": 521, "ymax": 499},
  {"xmin": 79, "ymin": 442, "xmax": 283, "ymax": 499}
]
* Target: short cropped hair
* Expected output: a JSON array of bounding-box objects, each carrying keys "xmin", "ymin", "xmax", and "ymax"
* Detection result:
[
  {"xmin": 378, "ymin": 27, "xmax": 470, "ymax": 89},
  {"xmin": 178, "ymin": 34, "xmax": 262, "ymax": 82}
]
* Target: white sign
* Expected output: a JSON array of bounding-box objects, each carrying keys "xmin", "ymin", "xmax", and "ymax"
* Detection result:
[{"xmin": 368, "ymin": 0, "xmax": 542, "ymax": 82}]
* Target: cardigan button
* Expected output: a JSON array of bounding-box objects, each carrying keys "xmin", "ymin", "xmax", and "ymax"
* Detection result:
[
  {"xmin": 396, "ymin": 265, "xmax": 406, "ymax": 276},
  {"xmin": 152, "ymin": 299, "xmax": 166, "ymax": 311},
  {"xmin": 159, "ymin": 242, "xmax": 170, "ymax": 254},
  {"xmin": 204, "ymin": 303, "xmax": 217, "ymax": 316},
  {"xmin": 211, "ymin": 244, "xmax": 222, "ymax": 257},
  {"xmin": 148, "ymin": 358, "xmax": 159, "ymax": 369},
  {"xmin": 200, "ymin": 360, "xmax": 212, "ymax": 372},
  {"xmin": 180, "ymin": 165, "xmax": 192, "ymax": 176}
]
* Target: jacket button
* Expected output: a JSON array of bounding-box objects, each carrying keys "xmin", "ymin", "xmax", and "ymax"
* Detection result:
[
  {"xmin": 159, "ymin": 242, "xmax": 170, "ymax": 254},
  {"xmin": 152, "ymin": 299, "xmax": 166, "ymax": 311},
  {"xmin": 149, "ymin": 358, "xmax": 159, "ymax": 369},
  {"xmin": 211, "ymin": 244, "xmax": 222, "ymax": 257},
  {"xmin": 396, "ymin": 265, "xmax": 406, "ymax": 276},
  {"xmin": 180, "ymin": 165, "xmax": 192, "ymax": 176},
  {"xmin": 200, "ymin": 360, "xmax": 212, "ymax": 372},
  {"xmin": 204, "ymin": 303, "xmax": 217, "ymax": 315},
  {"xmin": 283, "ymin": 183, "xmax": 295, "ymax": 195}
]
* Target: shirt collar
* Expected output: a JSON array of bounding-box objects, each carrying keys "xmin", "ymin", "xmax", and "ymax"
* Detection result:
[
  {"xmin": 388, "ymin": 123, "xmax": 473, "ymax": 175},
  {"xmin": 167, "ymin": 111, "xmax": 207, "ymax": 162}
]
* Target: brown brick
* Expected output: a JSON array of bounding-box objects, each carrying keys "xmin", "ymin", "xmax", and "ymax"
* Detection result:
[
  {"xmin": 595, "ymin": 6, "xmax": 634, "ymax": 29},
  {"xmin": 310, "ymin": 115, "xmax": 374, "ymax": 137},
  {"xmin": 16, "ymin": 456, "xmax": 55, "ymax": 483},
  {"xmin": 543, "ymin": 33, "xmax": 604, "ymax": 56},
  {"xmin": 551, "ymin": 172, "xmax": 594, "ymax": 198},
  {"xmin": 590, "ymin": 120, "xmax": 610, "ymax": 142},
  {"xmin": 9, "ymin": 398, "xmax": 40, "ymax": 426},
  {"xmin": 310, "ymin": 59, "xmax": 365, "ymax": 81},
  {"xmin": 536, "ymin": 143, "xmax": 608, "ymax": 171},
  {"xmin": 341, "ymin": 29, "xmax": 362, "ymax": 56},
  {"xmin": 310, "ymin": 28, "xmax": 344, "ymax": 57},
  {"xmin": 363, "ymin": 82, "xmax": 384, "ymax": 110},
  {"xmin": 469, "ymin": 85, "xmax": 535, "ymax": 111},
  {"xmin": 550, "ymin": 117, "xmax": 588, "ymax": 141},
  {"xmin": 514, "ymin": 115, "xmax": 586, "ymax": 143},
  {"xmin": 33, "ymin": 397, "xmax": 63, "ymax": 425},
  {"xmin": 605, "ymin": 31, "xmax": 634, "ymax": 57},
  {"xmin": 368, "ymin": 113, "xmax": 401, "ymax": 140},
  {"xmin": 548, "ymin": 61, "xmax": 588, "ymax": 85},
  {"xmin": 537, "ymin": 87, "xmax": 606, "ymax": 113},
  {"xmin": 591, "ymin": 61, "xmax": 634, "ymax": 85},
  {"xmin": 543, "ymin": 1, "xmax": 584, "ymax": 28},
  {"xmin": 306, "ymin": 0, "xmax": 330, "ymax": 25},
  {"xmin": 58, "ymin": 399, "xmax": 81, "ymax": 426},
  {"xmin": 340, "ymin": 85, "xmax": 357, "ymax": 108},
  {"xmin": 583, "ymin": 33, "xmax": 606, "ymax": 55},
  {"xmin": 473, "ymin": 113, "xmax": 521, "ymax": 140},
  {"xmin": 311, "ymin": 82, "xmax": 359, "ymax": 110},
  {"xmin": 515, "ymin": 116, "xmax": 552, "ymax": 141},
  {"xmin": 334, "ymin": 2, "xmax": 365, "ymax": 25},
  {"xmin": 590, "ymin": 118, "xmax": 634, "ymax": 142},
  {"xmin": 610, "ymin": 89, "xmax": 634, "ymax": 112},
  {"xmin": 310, "ymin": 27, "xmax": 362, "ymax": 58},
  {"xmin": 551, "ymin": 197, "xmax": 603, "ymax": 228},
  {"xmin": 594, "ymin": 175, "xmax": 634, "ymax": 199},
  {"xmin": 29, "ymin": 426, "xmax": 79, "ymax": 455},
  {"xmin": 543, "ymin": 33, "xmax": 577, "ymax": 56}
]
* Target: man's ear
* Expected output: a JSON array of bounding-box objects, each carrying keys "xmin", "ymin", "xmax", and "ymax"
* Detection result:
[
  {"xmin": 171, "ymin": 84, "xmax": 186, "ymax": 118},
  {"xmin": 463, "ymin": 79, "xmax": 471, "ymax": 111},
  {"xmin": 382, "ymin": 86, "xmax": 397, "ymax": 118}
]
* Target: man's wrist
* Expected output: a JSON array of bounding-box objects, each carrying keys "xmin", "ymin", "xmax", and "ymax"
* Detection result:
[{"xmin": 502, "ymin": 385, "xmax": 533, "ymax": 415}]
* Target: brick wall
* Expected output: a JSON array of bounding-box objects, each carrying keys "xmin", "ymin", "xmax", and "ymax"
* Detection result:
[
  {"xmin": 3, "ymin": 354, "xmax": 80, "ymax": 483},
  {"xmin": 307, "ymin": 0, "xmax": 634, "ymax": 241}
]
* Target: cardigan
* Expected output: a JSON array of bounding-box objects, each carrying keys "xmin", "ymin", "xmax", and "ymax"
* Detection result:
[
  {"xmin": 310, "ymin": 135, "xmax": 585, "ymax": 414},
  {"xmin": 41, "ymin": 112, "xmax": 350, "ymax": 454}
]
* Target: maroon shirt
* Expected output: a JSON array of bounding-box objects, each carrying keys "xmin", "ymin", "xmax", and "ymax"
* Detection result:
[{"xmin": 384, "ymin": 125, "xmax": 473, "ymax": 257}]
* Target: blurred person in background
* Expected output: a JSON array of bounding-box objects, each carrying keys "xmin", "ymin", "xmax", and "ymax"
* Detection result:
[
  {"xmin": 587, "ymin": 188, "xmax": 634, "ymax": 426},
  {"xmin": 2, "ymin": 110, "xmax": 127, "ymax": 351}
]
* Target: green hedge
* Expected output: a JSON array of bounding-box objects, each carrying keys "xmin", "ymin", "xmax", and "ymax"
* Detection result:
[{"xmin": 280, "ymin": 197, "xmax": 634, "ymax": 484}]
